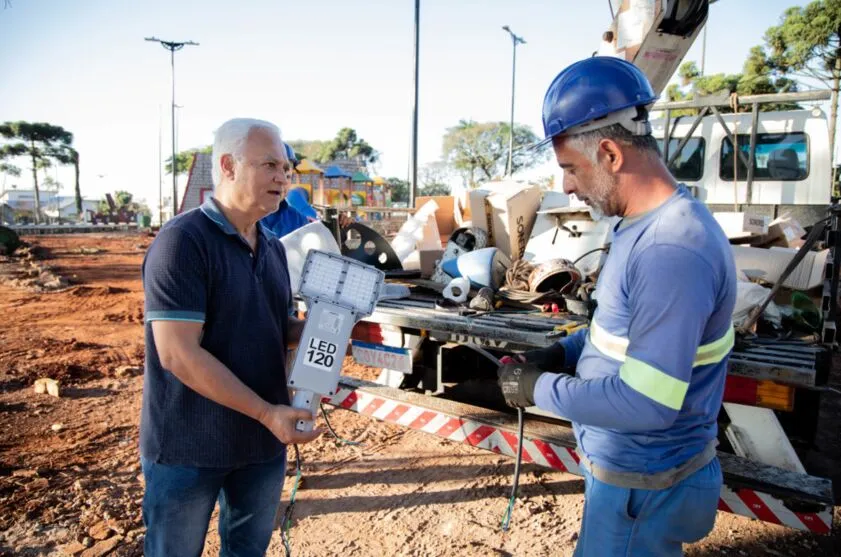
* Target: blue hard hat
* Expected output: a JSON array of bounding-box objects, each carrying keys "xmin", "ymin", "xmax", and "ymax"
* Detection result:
[
  {"xmin": 538, "ymin": 57, "xmax": 658, "ymax": 148},
  {"xmin": 284, "ymin": 142, "xmax": 299, "ymax": 166}
]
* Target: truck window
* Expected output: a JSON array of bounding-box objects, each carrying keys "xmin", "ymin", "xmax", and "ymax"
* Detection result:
[
  {"xmin": 656, "ymin": 137, "xmax": 705, "ymax": 181},
  {"xmin": 719, "ymin": 132, "xmax": 809, "ymax": 181}
]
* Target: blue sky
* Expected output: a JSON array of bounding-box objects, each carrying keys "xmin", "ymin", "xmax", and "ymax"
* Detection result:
[{"xmin": 0, "ymin": 0, "xmax": 817, "ymax": 210}]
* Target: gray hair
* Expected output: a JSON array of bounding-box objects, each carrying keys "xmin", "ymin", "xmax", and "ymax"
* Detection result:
[
  {"xmin": 566, "ymin": 123, "xmax": 661, "ymax": 164},
  {"xmin": 211, "ymin": 118, "xmax": 282, "ymax": 187}
]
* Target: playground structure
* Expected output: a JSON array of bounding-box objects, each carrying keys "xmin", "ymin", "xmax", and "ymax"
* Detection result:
[{"xmin": 179, "ymin": 153, "xmax": 391, "ymax": 214}]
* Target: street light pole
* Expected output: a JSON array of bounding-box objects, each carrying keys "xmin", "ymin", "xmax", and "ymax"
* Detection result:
[
  {"xmin": 502, "ymin": 26, "xmax": 525, "ymax": 177},
  {"xmin": 145, "ymin": 36, "xmax": 198, "ymax": 220},
  {"xmin": 409, "ymin": 0, "xmax": 420, "ymax": 209}
]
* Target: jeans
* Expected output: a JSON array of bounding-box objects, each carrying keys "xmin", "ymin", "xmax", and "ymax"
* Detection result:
[
  {"xmin": 574, "ymin": 457, "xmax": 722, "ymax": 557},
  {"xmin": 141, "ymin": 449, "xmax": 287, "ymax": 557}
]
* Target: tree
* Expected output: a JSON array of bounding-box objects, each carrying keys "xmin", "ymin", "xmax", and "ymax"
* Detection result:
[
  {"xmin": 98, "ymin": 190, "xmax": 149, "ymax": 216},
  {"xmin": 534, "ymin": 175, "xmax": 556, "ymax": 191},
  {"xmin": 667, "ymin": 52, "xmax": 799, "ymax": 117},
  {"xmin": 0, "ymin": 122, "xmax": 73, "ymax": 223},
  {"xmin": 764, "ymin": 0, "xmax": 841, "ymax": 160},
  {"xmin": 419, "ymin": 183, "xmax": 451, "ymax": 196},
  {"xmin": 166, "ymin": 145, "xmax": 211, "ymax": 176},
  {"xmin": 287, "ymin": 140, "xmax": 326, "ymax": 162},
  {"xmin": 386, "ymin": 177, "xmax": 409, "ymax": 205},
  {"xmin": 42, "ymin": 176, "xmax": 61, "ymax": 191},
  {"xmin": 0, "ymin": 162, "xmax": 21, "ymax": 188},
  {"xmin": 49, "ymin": 146, "xmax": 82, "ymax": 217},
  {"xmin": 419, "ymin": 161, "xmax": 451, "ymax": 197},
  {"xmin": 442, "ymin": 120, "xmax": 545, "ymax": 187},
  {"xmin": 314, "ymin": 128, "xmax": 379, "ymax": 166}
]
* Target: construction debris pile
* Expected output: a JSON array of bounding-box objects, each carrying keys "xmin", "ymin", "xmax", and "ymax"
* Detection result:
[{"xmin": 278, "ymin": 180, "xmax": 836, "ymax": 345}]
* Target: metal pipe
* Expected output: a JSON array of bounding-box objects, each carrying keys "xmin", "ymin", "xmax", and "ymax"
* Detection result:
[
  {"xmin": 667, "ymin": 106, "xmax": 710, "ymax": 168},
  {"xmin": 710, "ymin": 106, "xmax": 751, "ymax": 171},
  {"xmin": 653, "ymin": 89, "xmax": 831, "ymax": 111},
  {"xmin": 746, "ymin": 102, "xmax": 760, "ymax": 204}
]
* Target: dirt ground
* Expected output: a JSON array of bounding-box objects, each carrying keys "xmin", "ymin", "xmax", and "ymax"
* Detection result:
[{"xmin": 0, "ymin": 233, "xmax": 839, "ymax": 557}]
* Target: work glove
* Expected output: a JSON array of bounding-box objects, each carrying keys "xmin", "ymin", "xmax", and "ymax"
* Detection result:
[
  {"xmin": 497, "ymin": 362, "xmax": 543, "ymax": 408},
  {"xmin": 500, "ymin": 343, "xmax": 566, "ymax": 372}
]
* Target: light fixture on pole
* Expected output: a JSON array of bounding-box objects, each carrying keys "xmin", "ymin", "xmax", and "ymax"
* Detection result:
[
  {"xmin": 145, "ymin": 36, "xmax": 199, "ymax": 220},
  {"xmin": 502, "ymin": 25, "xmax": 525, "ymax": 177}
]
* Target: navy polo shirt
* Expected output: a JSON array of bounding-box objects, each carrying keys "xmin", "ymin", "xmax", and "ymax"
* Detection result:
[{"xmin": 140, "ymin": 198, "xmax": 293, "ymax": 467}]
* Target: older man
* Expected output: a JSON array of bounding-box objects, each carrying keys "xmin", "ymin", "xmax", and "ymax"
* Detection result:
[
  {"xmin": 140, "ymin": 118, "xmax": 320, "ymax": 557},
  {"xmin": 497, "ymin": 57, "xmax": 737, "ymax": 556}
]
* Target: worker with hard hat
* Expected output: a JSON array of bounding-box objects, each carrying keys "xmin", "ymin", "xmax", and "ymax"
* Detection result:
[
  {"xmin": 497, "ymin": 57, "xmax": 737, "ymax": 557},
  {"xmin": 260, "ymin": 142, "xmax": 313, "ymax": 237}
]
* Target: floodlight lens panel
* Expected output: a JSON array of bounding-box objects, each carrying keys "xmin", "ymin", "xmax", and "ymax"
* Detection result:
[
  {"xmin": 304, "ymin": 255, "xmax": 344, "ymax": 298},
  {"xmin": 339, "ymin": 264, "xmax": 380, "ymax": 310}
]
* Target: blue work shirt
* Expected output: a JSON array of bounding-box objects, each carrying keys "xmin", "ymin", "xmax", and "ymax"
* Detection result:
[
  {"xmin": 286, "ymin": 188, "xmax": 318, "ymax": 219},
  {"xmin": 261, "ymin": 199, "xmax": 310, "ymax": 238},
  {"xmin": 534, "ymin": 185, "xmax": 737, "ymax": 474},
  {"xmin": 141, "ymin": 197, "xmax": 293, "ymax": 467}
]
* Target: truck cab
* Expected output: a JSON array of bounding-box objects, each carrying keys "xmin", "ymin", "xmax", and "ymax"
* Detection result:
[{"xmin": 651, "ymin": 108, "xmax": 832, "ymax": 226}]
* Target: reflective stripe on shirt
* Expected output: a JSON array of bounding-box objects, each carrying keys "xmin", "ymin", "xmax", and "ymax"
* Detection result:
[{"xmin": 589, "ymin": 320, "xmax": 734, "ymax": 410}]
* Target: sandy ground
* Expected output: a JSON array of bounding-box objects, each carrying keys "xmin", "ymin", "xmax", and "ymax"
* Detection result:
[{"xmin": 0, "ymin": 233, "xmax": 839, "ymax": 556}]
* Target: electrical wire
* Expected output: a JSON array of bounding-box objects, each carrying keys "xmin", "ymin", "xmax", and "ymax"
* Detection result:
[
  {"xmin": 464, "ymin": 344, "xmax": 525, "ymax": 531},
  {"xmin": 320, "ymin": 402, "xmax": 364, "ymax": 446},
  {"xmin": 501, "ymin": 407, "xmax": 525, "ymax": 531},
  {"xmin": 280, "ymin": 444, "xmax": 302, "ymax": 557},
  {"xmin": 280, "ymin": 405, "xmax": 367, "ymax": 556},
  {"xmin": 572, "ymin": 245, "xmax": 610, "ymax": 267}
]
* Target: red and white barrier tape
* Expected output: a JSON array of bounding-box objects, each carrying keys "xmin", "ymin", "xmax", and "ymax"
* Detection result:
[{"xmin": 324, "ymin": 386, "xmax": 833, "ymax": 534}]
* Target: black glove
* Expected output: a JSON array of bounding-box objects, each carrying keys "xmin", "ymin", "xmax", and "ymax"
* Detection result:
[
  {"xmin": 522, "ymin": 342, "xmax": 566, "ymax": 372},
  {"xmin": 497, "ymin": 362, "xmax": 543, "ymax": 408}
]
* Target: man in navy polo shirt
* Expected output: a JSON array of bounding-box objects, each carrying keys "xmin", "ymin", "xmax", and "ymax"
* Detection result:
[{"xmin": 140, "ymin": 118, "xmax": 321, "ymax": 557}]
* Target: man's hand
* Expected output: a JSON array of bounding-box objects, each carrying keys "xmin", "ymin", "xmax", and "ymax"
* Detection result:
[
  {"xmin": 499, "ymin": 342, "xmax": 566, "ymax": 371},
  {"xmin": 258, "ymin": 404, "xmax": 323, "ymax": 445},
  {"xmin": 338, "ymin": 213, "xmax": 354, "ymax": 228},
  {"xmin": 497, "ymin": 362, "xmax": 543, "ymax": 408},
  {"xmin": 521, "ymin": 343, "xmax": 566, "ymax": 371}
]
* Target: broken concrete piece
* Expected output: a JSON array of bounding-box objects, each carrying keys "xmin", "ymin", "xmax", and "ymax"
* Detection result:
[
  {"xmin": 88, "ymin": 521, "xmax": 113, "ymax": 541},
  {"xmin": 80, "ymin": 536, "xmax": 122, "ymax": 557},
  {"xmin": 26, "ymin": 477, "xmax": 49, "ymax": 490},
  {"xmin": 59, "ymin": 541, "xmax": 88, "ymax": 556},
  {"xmin": 34, "ymin": 378, "xmax": 61, "ymax": 397},
  {"xmin": 114, "ymin": 365, "xmax": 141, "ymax": 378}
]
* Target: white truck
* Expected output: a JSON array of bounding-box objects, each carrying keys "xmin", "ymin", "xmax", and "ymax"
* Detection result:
[{"xmin": 307, "ymin": 0, "xmax": 836, "ymax": 535}]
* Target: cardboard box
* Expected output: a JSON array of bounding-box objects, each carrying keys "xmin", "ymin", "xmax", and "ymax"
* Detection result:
[
  {"xmin": 766, "ymin": 216, "xmax": 807, "ymax": 248},
  {"xmin": 468, "ymin": 186, "xmax": 501, "ymax": 236},
  {"xmin": 419, "ymin": 249, "xmax": 445, "ymax": 278},
  {"xmin": 484, "ymin": 182, "xmax": 543, "ymax": 261},
  {"xmin": 732, "ymin": 245, "xmax": 828, "ymax": 291},
  {"xmin": 713, "ymin": 212, "xmax": 769, "ymax": 238},
  {"xmin": 416, "ymin": 196, "xmax": 457, "ymax": 238}
]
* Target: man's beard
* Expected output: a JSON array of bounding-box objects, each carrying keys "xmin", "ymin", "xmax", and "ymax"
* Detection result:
[{"xmin": 587, "ymin": 162, "xmax": 619, "ymax": 218}]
